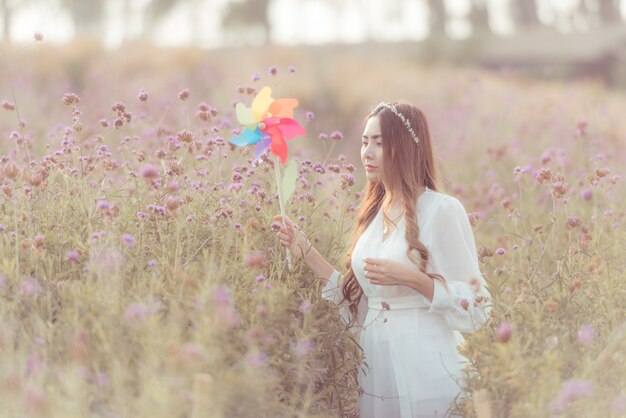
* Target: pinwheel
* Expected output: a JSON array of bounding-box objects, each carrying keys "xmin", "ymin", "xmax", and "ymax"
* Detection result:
[{"xmin": 230, "ymin": 86, "xmax": 307, "ymax": 269}]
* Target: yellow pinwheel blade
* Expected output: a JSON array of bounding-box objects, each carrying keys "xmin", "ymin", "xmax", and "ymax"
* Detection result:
[{"xmin": 252, "ymin": 86, "xmax": 273, "ymax": 121}]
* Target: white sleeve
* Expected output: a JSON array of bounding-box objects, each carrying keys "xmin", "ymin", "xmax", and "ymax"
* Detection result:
[
  {"xmin": 321, "ymin": 270, "xmax": 368, "ymax": 329},
  {"xmin": 426, "ymin": 197, "xmax": 493, "ymax": 333}
]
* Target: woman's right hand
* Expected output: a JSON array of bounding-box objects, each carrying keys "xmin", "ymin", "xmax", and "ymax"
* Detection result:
[{"xmin": 273, "ymin": 214, "xmax": 312, "ymax": 262}]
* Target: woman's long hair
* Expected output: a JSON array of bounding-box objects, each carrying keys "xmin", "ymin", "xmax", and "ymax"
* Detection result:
[{"xmin": 339, "ymin": 102, "xmax": 448, "ymax": 327}]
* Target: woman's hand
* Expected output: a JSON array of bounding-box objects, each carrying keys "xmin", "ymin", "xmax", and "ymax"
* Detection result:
[
  {"xmin": 362, "ymin": 257, "xmax": 421, "ymax": 287},
  {"xmin": 273, "ymin": 214, "xmax": 312, "ymax": 262}
]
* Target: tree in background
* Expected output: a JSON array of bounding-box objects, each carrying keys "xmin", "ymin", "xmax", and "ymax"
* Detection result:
[
  {"xmin": 511, "ymin": 0, "xmax": 542, "ymax": 29},
  {"xmin": 60, "ymin": 0, "xmax": 106, "ymax": 40},
  {"xmin": 426, "ymin": 0, "xmax": 448, "ymax": 37},
  {"xmin": 220, "ymin": 0, "xmax": 271, "ymax": 46},
  {"xmin": 469, "ymin": 0, "xmax": 491, "ymax": 36}
]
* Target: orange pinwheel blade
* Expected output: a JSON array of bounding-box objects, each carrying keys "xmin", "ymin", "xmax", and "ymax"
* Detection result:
[{"xmin": 268, "ymin": 99, "xmax": 299, "ymax": 119}]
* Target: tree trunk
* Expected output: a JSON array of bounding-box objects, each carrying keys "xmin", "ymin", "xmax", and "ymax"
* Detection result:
[
  {"xmin": 598, "ymin": 0, "xmax": 622, "ymax": 25},
  {"xmin": 1, "ymin": 0, "xmax": 12, "ymax": 43},
  {"xmin": 470, "ymin": 0, "xmax": 490, "ymax": 36},
  {"xmin": 427, "ymin": 0, "xmax": 447, "ymax": 37}
]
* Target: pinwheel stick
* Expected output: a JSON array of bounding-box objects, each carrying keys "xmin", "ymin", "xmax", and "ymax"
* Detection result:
[{"xmin": 274, "ymin": 154, "xmax": 293, "ymax": 270}]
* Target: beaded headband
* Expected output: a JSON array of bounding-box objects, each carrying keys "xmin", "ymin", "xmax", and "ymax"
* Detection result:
[{"xmin": 373, "ymin": 102, "xmax": 420, "ymax": 145}]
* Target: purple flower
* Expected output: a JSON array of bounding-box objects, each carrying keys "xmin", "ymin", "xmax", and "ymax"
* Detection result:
[
  {"xmin": 330, "ymin": 131, "xmax": 343, "ymax": 141},
  {"xmin": 121, "ymin": 233, "xmax": 135, "ymax": 248},
  {"xmin": 124, "ymin": 303, "xmax": 147, "ymax": 324},
  {"xmin": 495, "ymin": 322, "xmax": 512, "ymax": 343},
  {"xmin": 140, "ymin": 164, "xmax": 159, "ymax": 179},
  {"xmin": 318, "ymin": 133, "xmax": 328, "ymax": 141},
  {"xmin": 292, "ymin": 338, "xmax": 315, "ymax": 357},
  {"xmin": 20, "ymin": 277, "xmax": 41, "ymax": 297},
  {"xmin": 147, "ymin": 259, "xmax": 157, "ymax": 268},
  {"xmin": 67, "ymin": 250, "xmax": 80, "ymax": 262},
  {"xmin": 580, "ymin": 188, "xmax": 592, "ymax": 201},
  {"xmin": 495, "ymin": 248, "xmax": 506, "ymax": 255},
  {"xmin": 306, "ymin": 111, "xmax": 314, "ymax": 121},
  {"xmin": 288, "ymin": 66, "xmax": 296, "ymax": 74},
  {"xmin": 577, "ymin": 323, "xmax": 595, "ymax": 344},
  {"xmin": 268, "ymin": 66, "xmax": 277, "ymax": 76},
  {"xmin": 252, "ymin": 72, "xmax": 261, "ymax": 81},
  {"xmin": 299, "ymin": 300, "xmax": 312, "ymax": 313},
  {"xmin": 96, "ymin": 199, "xmax": 110, "ymax": 210},
  {"xmin": 551, "ymin": 379, "xmax": 594, "ymax": 413},
  {"xmin": 245, "ymin": 349, "xmax": 267, "ymax": 367}
]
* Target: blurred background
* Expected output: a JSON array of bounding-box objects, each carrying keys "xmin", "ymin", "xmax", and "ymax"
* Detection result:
[
  {"xmin": 1, "ymin": 0, "xmax": 626, "ymax": 166},
  {"xmin": 2, "ymin": 0, "xmax": 626, "ymax": 85}
]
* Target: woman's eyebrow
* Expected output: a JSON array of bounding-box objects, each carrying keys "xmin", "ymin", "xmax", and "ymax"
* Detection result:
[{"xmin": 362, "ymin": 134, "xmax": 382, "ymax": 139}]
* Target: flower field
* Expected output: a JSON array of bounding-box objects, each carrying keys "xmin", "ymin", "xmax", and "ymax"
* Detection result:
[{"xmin": 0, "ymin": 39, "xmax": 625, "ymax": 417}]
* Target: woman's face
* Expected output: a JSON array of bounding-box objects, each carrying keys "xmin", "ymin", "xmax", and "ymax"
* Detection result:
[{"xmin": 361, "ymin": 115, "xmax": 384, "ymax": 183}]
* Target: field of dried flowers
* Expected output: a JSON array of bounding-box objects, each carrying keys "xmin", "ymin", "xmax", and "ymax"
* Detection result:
[{"xmin": 0, "ymin": 38, "xmax": 625, "ymax": 418}]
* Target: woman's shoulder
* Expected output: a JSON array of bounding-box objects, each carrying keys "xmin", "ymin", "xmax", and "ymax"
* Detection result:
[{"xmin": 421, "ymin": 188, "xmax": 466, "ymax": 215}]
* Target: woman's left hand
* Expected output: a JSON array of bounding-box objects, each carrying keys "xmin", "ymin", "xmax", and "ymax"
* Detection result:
[{"xmin": 362, "ymin": 257, "xmax": 417, "ymax": 286}]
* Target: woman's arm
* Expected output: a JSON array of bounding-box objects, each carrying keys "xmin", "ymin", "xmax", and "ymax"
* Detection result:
[
  {"xmin": 303, "ymin": 246, "xmax": 337, "ymax": 285},
  {"xmin": 423, "ymin": 196, "xmax": 493, "ymax": 333}
]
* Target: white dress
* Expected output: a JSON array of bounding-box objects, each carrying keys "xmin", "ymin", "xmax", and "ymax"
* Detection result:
[{"xmin": 321, "ymin": 187, "xmax": 493, "ymax": 418}]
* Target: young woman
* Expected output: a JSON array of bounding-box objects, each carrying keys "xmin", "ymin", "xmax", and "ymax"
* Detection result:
[{"xmin": 274, "ymin": 102, "xmax": 493, "ymax": 418}]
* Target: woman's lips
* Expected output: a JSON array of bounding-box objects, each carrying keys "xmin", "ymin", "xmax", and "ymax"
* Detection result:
[{"xmin": 366, "ymin": 165, "xmax": 377, "ymax": 172}]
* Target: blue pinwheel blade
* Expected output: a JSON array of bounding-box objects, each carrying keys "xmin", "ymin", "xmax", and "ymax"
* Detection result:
[{"xmin": 230, "ymin": 127, "xmax": 262, "ymax": 146}]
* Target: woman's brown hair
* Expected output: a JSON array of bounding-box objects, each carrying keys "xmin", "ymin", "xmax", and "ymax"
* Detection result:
[{"xmin": 339, "ymin": 102, "xmax": 448, "ymax": 327}]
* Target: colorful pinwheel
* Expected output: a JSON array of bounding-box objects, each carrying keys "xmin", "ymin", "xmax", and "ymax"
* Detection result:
[
  {"xmin": 229, "ymin": 86, "xmax": 307, "ymax": 270},
  {"xmin": 230, "ymin": 86, "xmax": 306, "ymax": 165}
]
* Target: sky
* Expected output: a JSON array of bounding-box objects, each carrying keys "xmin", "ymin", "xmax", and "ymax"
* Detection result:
[{"xmin": 3, "ymin": 0, "xmax": 626, "ymax": 49}]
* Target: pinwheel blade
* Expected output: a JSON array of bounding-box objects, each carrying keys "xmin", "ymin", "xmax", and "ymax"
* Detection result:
[
  {"xmin": 230, "ymin": 127, "xmax": 262, "ymax": 146},
  {"xmin": 281, "ymin": 159, "xmax": 298, "ymax": 203},
  {"xmin": 268, "ymin": 98, "xmax": 299, "ymax": 119},
  {"xmin": 252, "ymin": 86, "xmax": 273, "ymax": 121}
]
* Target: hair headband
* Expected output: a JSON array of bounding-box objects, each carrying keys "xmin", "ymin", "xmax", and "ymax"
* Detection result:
[{"xmin": 373, "ymin": 102, "xmax": 420, "ymax": 145}]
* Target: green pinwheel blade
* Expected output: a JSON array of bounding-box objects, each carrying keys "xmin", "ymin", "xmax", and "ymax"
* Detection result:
[{"xmin": 281, "ymin": 159, "xmax": 297, "ymax": 203}]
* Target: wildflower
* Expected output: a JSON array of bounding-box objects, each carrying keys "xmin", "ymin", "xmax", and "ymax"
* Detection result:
[
  {"xmin": 124, "ymin": 303, "xmax": 147, "ymax": 324},
  {"xmin": 495, "ymin": 322, "xmax": 512, "ymax": 343},
  {"xmin": 552, "ymin": 181, "xmax": 569, "ymax": 197},
  {"xmin": 178, "ymin": 88, "xmax": 190, "ymax": 101},
  {"xmin": 566, "ymin": 216, "xmax": 581, "ymax": 229},
  {"xmin": 20, "ymin": 277, "xmax": 41, "ymax": 297},
  {"xmin": 140, "ymin": 164, "xmax": 159, "ymax": 179},
  {"xmin": 595, "ymin": 167, "xmax": 610, "ymax": 178},
  {"xmin": 288, "ymin": 66, "xmax": 296, "ymax": 74},
  {"xmin": 2, "ymin": 100, "xmax": 15, "ymax": 110},
  {"xmin": 67, "ymin": 250, "xmax": 80, "ymax": 262},
  {"xmin": 62, "ymin": 93, "xmax": 80, "ymax": 106},
  {"xmin": 318, "ymin": 133, "xmax": 328, "ymax": 141},
  {"xmin": 137, "ymin": 90, "xmax": 149, "ymax": 102},
  {"xmin": 292, "ymin": 338, "xmax": 315, "ymax": 357},
  {"xmin": 330, "ymin": 131, "xmax": 343, "ymax": 141},
  {"xmin": 306, "ymin": 111, "xmax": 315, "ymax": 121},
  {"xmin": 299, "ymin": 300, "xmax": 312, "ymax": 313},
  {"xmin": 577, "ymin": 323, "xmax": 595, "ymax": 345},
  {"xmin": 580, "ymin": 188, "xmax": 592, "ymax": 201},
  {"xmin": 551, "ymin": 379, "xmax": 594, "ymax": 413},
  {"xmin": 147, "ymin": 259, "xmax": 157, "ymax": 268},
  {"xmin": 245, "ymin": 250, "xmax": 266, "ymax": 269},
  {"xmin": 495, "ymin": 248, "xmax": 506, "ymax": 255},
  {"xmin": 34, "ymin": 32, "xmax": 43, "ymax": 41},
  {"xmin": 460, "ymin": 298, "xmax": 469, "ymax": 311},
  {"xmin": 252, "ymin": 72, "xmax": 261, "ymax": 81},
  {"xmin": 255, "ymin": 274, "xmax": 265, "ymax": 283},
  {"xmin": 121, "ymin": 233, "xmax": 135, "ymax": 248},
  {"xmin": 177, "ymin": 129, "xmax": 194, "ymax": 143},
  {"xmin": 268, "ymin": 66, "xmax": 277, "ymax": 76},
  {"xmin": 96, "ymin": 199, "xmax": 110, "ymax": 210}
]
